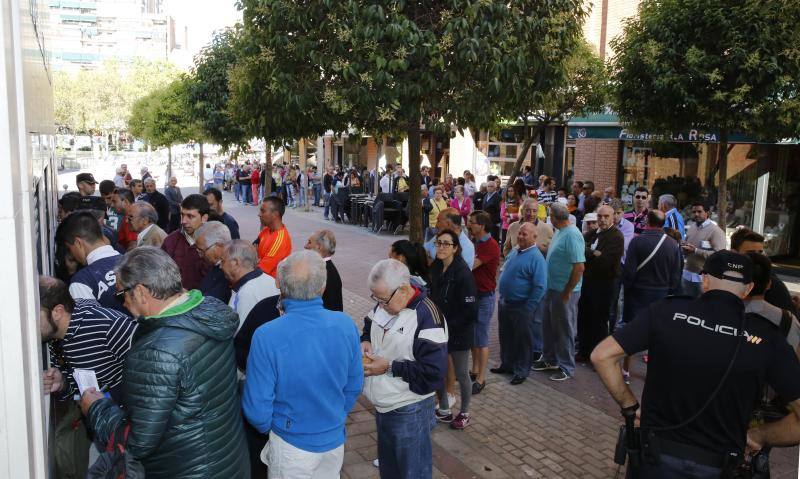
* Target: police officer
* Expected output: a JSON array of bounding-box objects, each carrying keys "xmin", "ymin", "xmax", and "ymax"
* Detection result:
[{"xmin": 591, "ymin": 251, "xmax": 800, "ymax": 478}]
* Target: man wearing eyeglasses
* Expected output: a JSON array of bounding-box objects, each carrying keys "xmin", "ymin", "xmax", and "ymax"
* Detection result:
[
  {"xmin": 361, "ymin": 259, "xmax": 448, "ymax": 478},
  {"xmin": 623, "ymin": 186, "xmax": 651, "ymax": 235},
  {"xmin": 129, "ymin": 201, "xmax": 167, "ymax": 248},
  {"xmin": 196, "ymin": 221, "xmax": 233, "ymax": 303}
]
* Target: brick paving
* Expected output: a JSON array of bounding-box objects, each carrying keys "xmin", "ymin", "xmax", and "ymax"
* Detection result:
[{"xmin": 221, "ymin": 190, "xmax": 799, "ymax": 478}]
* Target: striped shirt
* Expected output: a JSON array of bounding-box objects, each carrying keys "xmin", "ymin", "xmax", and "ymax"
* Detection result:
[{"xmin": 49, "ymin": 299, "xmax": 137, "ymax": 401}]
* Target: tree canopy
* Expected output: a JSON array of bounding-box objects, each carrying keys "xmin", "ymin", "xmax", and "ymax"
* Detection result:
[
  {"xmin": 187, "ymin": 26, "xmax": 249, "ymax": 154},
  {"xmin": 128, "ymin": 78, "xmax": 199, "ymax": 150},
  {"xmin": 53, "ymin": 59, "xmax": 179, "ymax": 135},
  {"xmin": 500, "ymin": 39, "xmax": 609, "ymax": 185},
  {"xmin": 233, "ymin": 0, "xmax": 589, "ymax": 240},
  {"xmin": 611, "ymin": 0, "xmax": 800, "ymax": 225}
]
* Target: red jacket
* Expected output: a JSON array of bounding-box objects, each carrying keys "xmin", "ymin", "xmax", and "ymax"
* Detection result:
[
  {"xmin": 161, "ymin": 230, "xmax": 208, "ymax": 290},
  {"xmin": 251, "ymin": 169, "xmax": 260, "ymax": 186}
]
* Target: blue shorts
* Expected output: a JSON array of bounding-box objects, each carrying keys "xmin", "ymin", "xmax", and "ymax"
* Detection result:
[{"xmin": 474, "ymin": 292, "xmax": 496, "ymax": 347}]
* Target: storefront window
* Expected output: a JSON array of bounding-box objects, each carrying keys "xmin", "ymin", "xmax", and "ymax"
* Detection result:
[
  {"xmin": 620, "ymin": 141, "xmax": 759, "ymax": 236},
  {"xmin": 760, "ymin": 145, "xmax": 800, "ymax": 258}
]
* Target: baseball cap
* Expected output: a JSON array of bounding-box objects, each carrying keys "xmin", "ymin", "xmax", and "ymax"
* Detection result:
[
  {"xmin": 703, "ymin": 250, "xmax": 753, "ymax": 284},
  {"xmin": 584, "ymin": 212, "xmax": 598, "ymax": 222},
  {"xmin": 76, "ymin": 173, "xmax": 97, "ymax": 184}
]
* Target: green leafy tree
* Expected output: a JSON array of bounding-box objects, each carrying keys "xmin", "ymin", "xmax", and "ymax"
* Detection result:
[
  {"xmin": 501, "ymin": 40, "xmax": 609, "ymax": 185},
  {"xmin": 187, "ymin": 27, "xmax": 252, "ymax": 191},
  {"xmin": 611, "ymin": 0, "xmax": 800, "ymax": 226},
  {"xmin": 52, "ymin": 58, "xmax": 179, "ymax": 144},
  {"xmin": 129, "ymin": 78, "xmax": 201, "ymax": 182},
  {"xmin": 234, "ymin": 0, "xmax": 588, "ymax": 241}
]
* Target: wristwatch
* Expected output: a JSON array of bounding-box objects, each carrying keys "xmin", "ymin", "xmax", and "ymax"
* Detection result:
[{"xmin": 384, "ymin": 362, "xmax": 394, "ymax": 377}]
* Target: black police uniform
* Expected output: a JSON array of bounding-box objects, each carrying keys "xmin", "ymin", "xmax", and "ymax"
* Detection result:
[{"xmin": 614, "ymin": 290, "xmax": 800, "ymax": 476}]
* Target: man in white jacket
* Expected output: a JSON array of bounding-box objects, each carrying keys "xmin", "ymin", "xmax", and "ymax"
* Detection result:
[
  {"xmin": 361, "ymin": 259, "xmax": 448, "ymax": 479},
  {"xmin": 221, "ymin": 240, "xmax": 280, "ymax": 330}
]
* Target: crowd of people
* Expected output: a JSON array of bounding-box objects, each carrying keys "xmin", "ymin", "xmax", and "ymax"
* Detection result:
[{"xmin": 43, "ymin": 161, "xmax": 800, "ymax": 478}]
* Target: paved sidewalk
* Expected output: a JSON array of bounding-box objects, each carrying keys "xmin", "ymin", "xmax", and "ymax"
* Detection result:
[{"xmin": 223, "ymin": 193, "xmax": 799, "ymax": 478}]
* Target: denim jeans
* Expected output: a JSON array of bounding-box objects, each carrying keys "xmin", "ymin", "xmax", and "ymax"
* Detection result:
[
  {"xmin": 623, "ymin": 287, "xmax": 669, "ymax": 324},
  {"xmin": 323, "ymin": 192, "xmax": 331, "ymax": 218},
  {"xmin": 473, "ymin": 293, "xmax": 495, "ymax": 348},
  {"xmin": 530, "ymin": 300, "xmax": 545, "ymax": 358},
  {"xmin": 242, "ymin": 184, "xmax": 252, "ymax": 205},
  {"xmin": 297, "ymin": 186, "xmax": 306, "ymax": 207},
  {"xmin": 629, "ymin": 453, "xmax": 722, "ymax": 478},
  {"xmin": 234, "ymin": 182, "xmax": 241, "ymax": 202},
  {"xmin": 498, "ymin": 300, "xmax": 535, "ymax": 378},
  {"xmin": 542, "ymin": 289, "xmax": 581, "ymax": 376},
  {"xmin": 376, "ymin": 396, "xmax": 434, "ymax": 479},
  {"xmin": 313, "ymin": 183, "xmax": 322, "ymax": 205},
  {"xmin": 287, "ymin": 184, "xmax": 295, "ymax": 206}
]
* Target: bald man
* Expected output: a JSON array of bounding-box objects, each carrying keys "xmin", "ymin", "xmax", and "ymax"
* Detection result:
[{"xmin": 576, "ymin": 205, "xmax": 625, "ymax": 362}]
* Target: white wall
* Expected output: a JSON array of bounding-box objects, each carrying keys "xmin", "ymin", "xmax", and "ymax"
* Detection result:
[{"xmin": 0, "ymin": 0, "xmax": 54, "ymax": 477}]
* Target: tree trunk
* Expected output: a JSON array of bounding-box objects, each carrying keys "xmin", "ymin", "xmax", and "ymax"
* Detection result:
[
  {"xmin": 198, "ymin": 142, "xmax": 205, "ymax": 191},
  {"xmin": 167, "ymin": 146, "xmax": 173, "ymax": 187},
  {"xmin": 407, "ymin": 125, "xmax": 423, "ymax": 243},
  {"xmin": 374, "ymin": 136, "xmax": 383, "ymax": 195},
  {"xmin": 716, "ymin": 130, "xmax": 729, "ymax": 230},
  {"xmin": 265, "ymin": 148, "xmax": 273, "ymax": 196},
  {"xmin": 507, "ymin": 125, "xmax": 538, "ymax": 186}
]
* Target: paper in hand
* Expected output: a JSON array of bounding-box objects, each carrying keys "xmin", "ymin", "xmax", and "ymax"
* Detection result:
[{"xmin": 72, "ymin": 369, "xmax": 100, "ymax": 395}]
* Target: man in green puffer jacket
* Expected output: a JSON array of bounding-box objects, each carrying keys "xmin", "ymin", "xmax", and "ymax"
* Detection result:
[{"xmin": 80, "ymin": 246, "xmax": 249, "ymax": 478}]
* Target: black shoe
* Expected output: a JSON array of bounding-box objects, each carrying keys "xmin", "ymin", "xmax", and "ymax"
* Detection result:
[
  {"xmin": 469, "ymin": 372, "xmax": 477, "ymax": 382},
  {"xmin": 510, "ymin": 375, "xmax": 527, "ymax": 385},
  {"xmin": 471, "ymin": 381, "xmax": 485, "ymax": 395},
  {"xmin": 490, "ymin": 367, "xmax": 512, "ymax": 375},
  {"xmin": 531, "ymin": 352, "xmax": 543, "ymax": 363}
]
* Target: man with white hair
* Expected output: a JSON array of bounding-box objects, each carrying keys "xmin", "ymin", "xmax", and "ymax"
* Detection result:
[
  {"xmin": 129, "ymin": 201, "xmax": 167, "ymax": 248},
  {"xmin": 361, "ymin": 259, "xmax": 448, "ymax": 478},
  {"xmin": 243, "ymin": 251, "xmax": 363, "ymax": 479},
  {"xmin": 195, "ymin": 221, "xmax": 233, "ymax": 303},
  {"xmin": 221, "ymin": 240, "xmax": 280, "ymax": 330},
  {"xmin": 592, "ymin": 251, "xmax": 800, "ymax": 477},
  {"xmin": 143, "ymin": 178, "xmax": 170, "ymax": 231},
  {"xmin": 304, "ymin": 229, "xmax": 343, "ymax": 311}
]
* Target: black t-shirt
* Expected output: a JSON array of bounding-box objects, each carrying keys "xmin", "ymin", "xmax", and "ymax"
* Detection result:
[{"xmin": 614, "ymin": 290, "xmax": 800, "ymax": 454}]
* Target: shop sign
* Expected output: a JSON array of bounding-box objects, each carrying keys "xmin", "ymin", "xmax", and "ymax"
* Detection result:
[
  {"xmin": 568, "ymin": 126, "xmax": 759, "ymax": 143},
  {"xmin": 618, "ymin": 129, "xmax": 718, "ymax": 142}
]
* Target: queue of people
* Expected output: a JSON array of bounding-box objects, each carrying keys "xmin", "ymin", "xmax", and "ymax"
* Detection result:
[{"xmin": 44, "ymin": 163, "xmax": 800, "ymax": 479}]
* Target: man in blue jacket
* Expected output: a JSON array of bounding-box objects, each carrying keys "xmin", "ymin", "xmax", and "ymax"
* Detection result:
[{"xmin": 243, "ymin": 250, "xmax": 363, "ymax": 478}]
